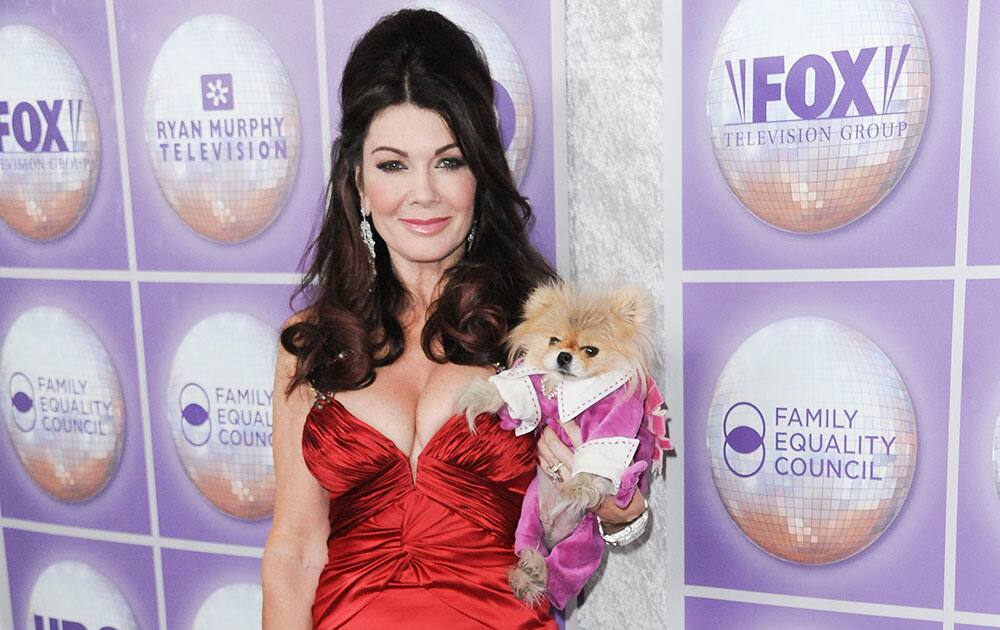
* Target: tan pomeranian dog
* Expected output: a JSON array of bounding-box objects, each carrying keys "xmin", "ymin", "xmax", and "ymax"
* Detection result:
[
  {"xmin": 458, "ymin": 282, "xmax": 656, "ymax": 606},
  {"xmin": 462, "ymin": 284, "xmax": 653, "ymax": 534}
]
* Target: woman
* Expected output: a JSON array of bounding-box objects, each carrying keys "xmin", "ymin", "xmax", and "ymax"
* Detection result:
[{"xmin": 262, "ymin": 9, "xmax": 646, "ymax": 629}]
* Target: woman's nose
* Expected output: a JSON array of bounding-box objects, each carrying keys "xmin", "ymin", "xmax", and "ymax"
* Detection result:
[{"xmin": 410, "ymin": 167, "xmax": 439, "ymax": 206}]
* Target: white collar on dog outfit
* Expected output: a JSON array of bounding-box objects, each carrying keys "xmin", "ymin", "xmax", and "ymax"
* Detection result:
[{"xmin": 489, "ymin": 366, "xmax": 632, "ymax": 436}]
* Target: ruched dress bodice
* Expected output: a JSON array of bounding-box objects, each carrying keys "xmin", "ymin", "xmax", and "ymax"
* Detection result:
[{"xmin": 302, "ymin": 398, "xmax": 558, "ymax": 629}]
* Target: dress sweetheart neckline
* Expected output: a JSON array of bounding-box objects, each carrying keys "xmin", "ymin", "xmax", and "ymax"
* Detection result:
[{"xmin": 309, "ymin": 397, "xmax": 469, "ymax": 468}]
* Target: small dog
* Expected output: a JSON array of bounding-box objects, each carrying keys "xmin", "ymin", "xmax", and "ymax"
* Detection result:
[{"xmin": 457, "ymin": 281, "xmax": 659, "ymax": 609}]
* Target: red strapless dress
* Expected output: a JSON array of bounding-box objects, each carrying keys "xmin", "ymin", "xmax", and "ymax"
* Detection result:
[{"xmin": 302, "ymin": 398, "xmax": 558, "ymax": 629}]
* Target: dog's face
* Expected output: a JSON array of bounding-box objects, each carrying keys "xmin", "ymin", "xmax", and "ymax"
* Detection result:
[{"xmin": 508, "ymin": 283, "xmax": 653, "ymax": 380}]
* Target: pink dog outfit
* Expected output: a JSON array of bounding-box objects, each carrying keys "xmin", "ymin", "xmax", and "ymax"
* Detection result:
[{"xmin": 489, "ymin": 364, "xmax": 671, "ymax": 610}]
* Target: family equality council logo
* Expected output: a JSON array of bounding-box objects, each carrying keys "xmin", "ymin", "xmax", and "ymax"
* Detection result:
[
  {"xmin": 706, "ymin": 317, "xmax": 917, "ymax": 564},
  {"xmin": 1, "ymin": 306, "xmax": 125, "ymax": 502},
  {"xmin": 707, "ymin": 0, "xmax": 931, "ymax": 233},
  {"xmin": 0, "ymin": 25, "xmax": 100, "ymax": 241},
  {"xmin": 167, "ymin": 311, "xmax": 278, "ymax": 520}
]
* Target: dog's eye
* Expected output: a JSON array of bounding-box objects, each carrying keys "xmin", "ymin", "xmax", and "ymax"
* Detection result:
[
  {"xmin": 549, "ymin": 337, "xmax": 560, "ymax": 346},
  {"xmin": 582, "ymin": 346, "xmax": 599, "ymax": 357}
]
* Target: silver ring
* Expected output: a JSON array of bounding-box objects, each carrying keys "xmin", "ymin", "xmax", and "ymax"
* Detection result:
[{"xmin": 545, "ymin": 461, "xmax": 563, "ymax": 482}]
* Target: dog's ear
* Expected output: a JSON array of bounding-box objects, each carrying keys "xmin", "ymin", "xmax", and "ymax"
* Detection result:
[
  {"xmin": 521, "ymin": 282, "xmax": 564, "ymax": 320},
  {"xmin": 609, "ymin": 285, "xmax": 652, "ymax": 327}
]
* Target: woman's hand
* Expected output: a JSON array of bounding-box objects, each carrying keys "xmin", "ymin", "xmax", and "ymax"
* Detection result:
[{"xmin": 536, "ymin": 425, "xmax": 646, "ymax": 526}]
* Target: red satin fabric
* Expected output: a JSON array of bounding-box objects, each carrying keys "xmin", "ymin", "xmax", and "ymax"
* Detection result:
[{"xmin": 302, "ymin": 398, "xmax": 558, "ymax": 630}]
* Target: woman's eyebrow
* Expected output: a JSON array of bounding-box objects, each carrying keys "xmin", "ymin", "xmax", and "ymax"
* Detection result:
[
  {"xmin": 434, "ymin": 143, "xmax": 459, "ymax": 155},
  {"xmin": 371, "ymin": 145, "xmax": 406, "ymax": 156}
]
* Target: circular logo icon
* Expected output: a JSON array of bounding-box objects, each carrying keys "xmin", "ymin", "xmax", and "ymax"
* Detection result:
[
  {"xmin": 722, "ymin": 401, "xmax": 766, "ymax": 478},
  {"xmin": 144, "ymin": 14, "xmax": 301, "ymax": 243},
  {"xmin": 0, "ymin": 25, "xmax": 100, "ymax": 241},
  {"xmin": 707, "ymin": 0, "xmax": 930, "ymax": 233},
  {"xmin": 9, "ymin": 371, "xmax": 36, "ymax": 432},
  {"xmin": 1, "ymin": 306, "xmax": 126, "ymax": 502},
  {"xmin": 192, "ymin": 582, "xmax": 262, "ymax": 630},
  {"xmin": 179, "ymin": 382, "xmax": 212, "ymax": 447},
  {"xmin": 167, "ymin": 312, "xmax": 277, "ymax": 519},
  {"xmin": 28, "ymin": 561, "xmax": 139, "ymax": 630},
  {"xmin": 411, "ymin": 0, "xmax": 533, "ymax": 185},
  {"xmin": 707, "ymin": 317, "xmax": 917, "ymax": 564}
]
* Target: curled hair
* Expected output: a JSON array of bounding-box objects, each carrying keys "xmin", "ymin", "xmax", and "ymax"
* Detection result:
[{"xmin": 282, "ymin": 9, "xmax": 555, "ymax": 395}]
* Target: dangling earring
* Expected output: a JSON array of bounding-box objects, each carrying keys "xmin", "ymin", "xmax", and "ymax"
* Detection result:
[
  {"xmin": 465, "ymin": 219, "xmax": 477, "ymax": 252},
  {"xmin": 359, "ymin": 208, "xmax": 376, "ymax": 263}
]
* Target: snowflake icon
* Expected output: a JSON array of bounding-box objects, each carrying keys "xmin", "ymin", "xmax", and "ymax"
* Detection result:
[
  {"xmin": 206, "ymin": 80, "xmax": 228, "ymax": 106},
  {"xmin": 201, "ymin": 74, "xmax": 235, "ymax": 111}
]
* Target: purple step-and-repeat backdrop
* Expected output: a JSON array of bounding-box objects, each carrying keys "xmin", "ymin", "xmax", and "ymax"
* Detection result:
[
  {"xmin": 7, "ymin": 0, "xmax": 1000, "ymax": 627},
  {"xmin": 0, "ymin": 0, "xmax": 556, "ymax": 627},
  {"xmin": 682, "ymin": 0, "xmax": 1000, "ymax": 627}
]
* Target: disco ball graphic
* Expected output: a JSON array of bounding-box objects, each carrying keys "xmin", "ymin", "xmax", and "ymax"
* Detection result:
[
  {"xmin": 1, "ymin": 306, "xmax": 125, "ymax": 502},
  {"xmin": 193, "ymin": 582, "xmax": 262, "ymax": 630},
  {"xmin": 144, "ymin": 14, "xmax": 301, "ymax": 242},
  {"xmin": 0, "ymin": 25, "xmax": 100, "ymax": 241},
  {"xmin": 707, "ymin": 317, "xmax": 917, "ymax": 564},
  {"xmin": 167, "ymin": 312, "xmax": 277, "ymax": 519},
  {"xmin": 410, "ymin": 0, "xmax": 533, "ymax": 185},
  {"xmin": 27, "ymin": 561, "xmax": 139, "ymax": 630},
  {"xmin": 707, "ymin": 0, "xmax": 930, "ymax": 233}
]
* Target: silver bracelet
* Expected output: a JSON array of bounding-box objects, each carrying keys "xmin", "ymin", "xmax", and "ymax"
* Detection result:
[{"xmin": 598, "ymin": 497, "xmax": 649, "ymax": 547}]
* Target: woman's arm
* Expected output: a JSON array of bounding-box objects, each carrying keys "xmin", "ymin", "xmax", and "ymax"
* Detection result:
[
  {"xmin": 536, "ymin": 425, "xmax": 647, "ymax": 525},
  {"xmin": 261, "ymin": 324, "xmax": 331, "ymax": 630}
]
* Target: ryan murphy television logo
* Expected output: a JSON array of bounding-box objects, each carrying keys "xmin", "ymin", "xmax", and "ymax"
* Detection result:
[
  {"xmin": 143, "ymin": 14, "xmax": 301, "ymax": 243},
  {"xmin": 707, "ymin": 0, "xmax": 930, "ymax": 233},
  {"xmin": 0, "ymin": 25, "xmax": 100, "ymax": 241},
  {"xmin": 166, "ymin": 311, "xmax": 277, "ymax": 520},
  {"xmin": 707, "ymin": 317, "xmax": 917, "ymax": 564}
]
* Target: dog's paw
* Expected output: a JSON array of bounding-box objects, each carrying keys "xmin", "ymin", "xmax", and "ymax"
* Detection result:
[
  {"xmin": 563, "ymin": 473, "xmax": 614, "ymax": 512},
  {"xmin": 508, "ymin": 549, "xmax": 547, "ymax": 606},
  {"xmin": 456, "ymin": 377, "xmax": 504, "ymax": 430}
]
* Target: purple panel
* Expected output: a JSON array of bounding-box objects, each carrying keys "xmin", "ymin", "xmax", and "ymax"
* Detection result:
[
  {"xmin": 683, "ymin": 281, "xmax": 951, "ymax": 607},
  {"xmin": 114, "ymin": 0, "xmax": 325, "ymax": 272},
  {"xmin": 682, "ymin": 0, "xmax": 965, "ymax": 270},
  {"xmin": 140, "ymin": 281, "xmax": 295, "ymax": 546},
  {"xmin": 0, "ymin": 278, "xmax": 149, "ymax": 534},
  {"xmin": 685, "ymin": 598, "xmax": 941, "ymax": 630},
  {"xmin": 4, "ymin": 528, "xmax": 158, "ymax": 630},
  {"xmin": 955, "ymin": 280, "xmax": 1000, "ymax": 613},
  {"xmin": 0, "ymin": 0, "xmax": 127, "ymax": 270},
  {"xmin": 161, "ymin": 548, "xmax": 260, "ymax": 629},
  {"xmin": 967, "ymin": 2, "xmax": 1000, "ymax": 266},
  {"xmin": 324, "ymin": 0, "xmax": 556, "ymax": 264}
]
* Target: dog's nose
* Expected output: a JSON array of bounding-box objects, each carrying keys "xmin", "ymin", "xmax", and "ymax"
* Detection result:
[{"xmin": 557, "ymin": 352, "xmax": 572, "ymax": 367}]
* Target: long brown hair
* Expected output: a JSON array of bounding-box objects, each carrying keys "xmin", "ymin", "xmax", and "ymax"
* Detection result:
[{"xmin": 282, "ymin": 9, "xmax": 556, "ymax": 395}]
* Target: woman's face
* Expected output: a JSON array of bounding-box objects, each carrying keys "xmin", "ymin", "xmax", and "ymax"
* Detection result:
[{"xmin": 358, "ymin": 103, "xmax": 477, "ymax": 271}]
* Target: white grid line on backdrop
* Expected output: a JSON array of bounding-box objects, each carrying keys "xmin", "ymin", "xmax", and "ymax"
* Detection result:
[
  {"xmin": 103, "ymin": 0, "xmax": 169, "ymax": 628},
  {"xmin": 662, "ymin": 0, "xmax": 686, "ymax": 627},
  {"xmin": 942, "ymin": 0, "xmax": 981, "ymax": 627}
]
